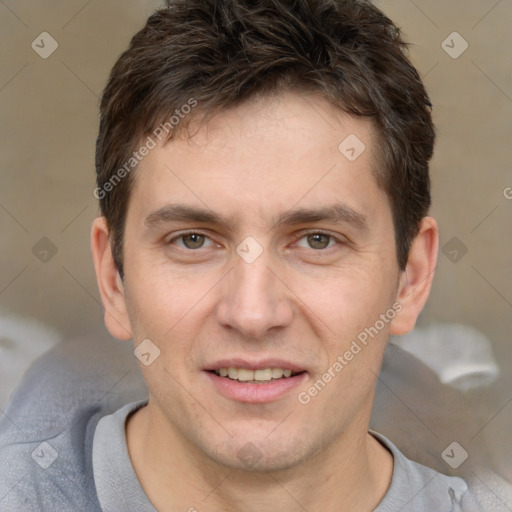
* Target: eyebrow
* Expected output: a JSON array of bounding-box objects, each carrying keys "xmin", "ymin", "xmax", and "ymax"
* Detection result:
[
  {"xmin": 275, "ymin": 204, "xmax": 368, "ymax": 231},
  {"xmin": 144, "ymin": 204, "xmax": 233, "ymax": 230},
  {"xmin": 144, "ymin": 203, "xmax": 368, "ymax": 232}
]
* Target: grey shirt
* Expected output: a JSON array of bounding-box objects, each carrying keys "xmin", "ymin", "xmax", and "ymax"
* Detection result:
[
  {"xmin": 92, "ymin": 400, "xmax": 479, "ymax": 512},
  {"xmin": 0, "ymin": 338, "xmax": 496, "ymax": 511}
]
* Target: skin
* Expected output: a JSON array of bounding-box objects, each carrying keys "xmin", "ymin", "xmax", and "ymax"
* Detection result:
[{"xmin": 91, "ymin": 91, "xmax": 438, "ymax": 511}]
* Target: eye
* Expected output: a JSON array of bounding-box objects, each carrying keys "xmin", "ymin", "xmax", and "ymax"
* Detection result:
[
  {"xmin": 171, "ymin": 232, "xmax": 215, "ymax": 250},
  {"xmin": 296, "ymin": 233, "xmax": 337, "ymax": 250}
]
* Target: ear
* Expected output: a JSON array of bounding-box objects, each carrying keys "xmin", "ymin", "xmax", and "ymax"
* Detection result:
[
  {"xmin": 90, "ymin": 216, "xmax": 133, "ymax": 340},
  {"xmin": 389, "ymin": 216, "xmax": 438, "ymax": 335}
]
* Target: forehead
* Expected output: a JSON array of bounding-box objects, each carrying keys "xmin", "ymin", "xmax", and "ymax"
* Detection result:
[{"xmin": 128, "ymin": 91, "xmax": 389, "ymax": 228}]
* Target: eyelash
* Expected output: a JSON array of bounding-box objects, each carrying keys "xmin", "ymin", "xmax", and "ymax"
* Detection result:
[
  {"xmin": 295, "ymin": 230, "xmax": 339, "ymax": 250},
  {"xmin": 168, "ymin": 230, "xmax": 217, "ymax": 249},
  {"xmin": 167, "ymin": 230, "xmax": 342, "ymax": 251}
]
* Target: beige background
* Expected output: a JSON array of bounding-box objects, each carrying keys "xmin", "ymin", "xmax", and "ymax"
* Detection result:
[{"xmin": 0, "ymin": 0, "xmax": 511, "ymax": 502}]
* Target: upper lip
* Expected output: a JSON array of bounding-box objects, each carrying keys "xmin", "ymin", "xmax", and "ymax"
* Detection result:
[{"xmin": 205, "ymin": 358, "xmax": 307, "ymax": 373}]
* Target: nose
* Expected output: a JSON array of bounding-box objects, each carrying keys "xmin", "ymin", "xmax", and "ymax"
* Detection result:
[{"xmin": 215, "ymin": 252, "xmax": 294, "ymax": 340}]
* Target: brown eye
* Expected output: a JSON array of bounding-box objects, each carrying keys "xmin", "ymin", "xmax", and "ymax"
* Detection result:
[
  {"xmin": 307, "ymin": 233, "xmax": 331, "ymax": 249},
  {"xmin": 181, "ymin": 233, "xmax": 206, "ymax": 249}
]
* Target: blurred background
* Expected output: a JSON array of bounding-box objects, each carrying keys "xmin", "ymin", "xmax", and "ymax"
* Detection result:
[{"xmin": 0, "ymin": 0, "xmax": 511, "ymax": 507}]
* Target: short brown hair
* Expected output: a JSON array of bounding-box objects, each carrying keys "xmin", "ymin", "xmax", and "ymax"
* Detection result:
[{"xmin": 95, "ymin": 0, "xmax": 435, "ymax": 277}]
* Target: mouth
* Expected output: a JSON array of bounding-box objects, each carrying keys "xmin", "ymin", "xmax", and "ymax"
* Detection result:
[
  {"xmin": 204, "ymin": 362, "xmax": 308, "ymax": 403},
  {"xmin": 208, "ymin": 367, "xmax": 305, "ymax": 383}
]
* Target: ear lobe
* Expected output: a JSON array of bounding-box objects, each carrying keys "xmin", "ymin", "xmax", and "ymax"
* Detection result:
[
  {"xmin": 389, "ymin": 216, "xmax": 439, "ymax": 336},
  {"xmin": 90, "ymin": 216, "xmax": 133, "ymax": 340}
]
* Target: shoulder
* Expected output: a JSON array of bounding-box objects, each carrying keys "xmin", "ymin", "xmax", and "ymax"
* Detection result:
[
  {"xmin": 0, "ymin": 336, "xmax": 146, "ymax": 510},
  {"xmin": 0, "ymin": 393, "xmax": 104, "ymax": 510},
  {"xmin": 373, "ymin": 431, "xmax": 483, "ymax": 512}
]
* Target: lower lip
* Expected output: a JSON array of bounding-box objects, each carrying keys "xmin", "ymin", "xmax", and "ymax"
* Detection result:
[{"xmin": 204, "ymin": 371, "xmax": 308, "ymax": 403}]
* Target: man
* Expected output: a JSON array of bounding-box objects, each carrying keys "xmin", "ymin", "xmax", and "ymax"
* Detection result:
[{"xmin": 0, "ymin": 0, "xmax": 486, "ymax": 510}]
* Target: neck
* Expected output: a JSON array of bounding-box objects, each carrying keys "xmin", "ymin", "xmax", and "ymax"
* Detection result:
[{"xmin": 126, "ymin": 402, "xmax": 393, "ymax": 512}]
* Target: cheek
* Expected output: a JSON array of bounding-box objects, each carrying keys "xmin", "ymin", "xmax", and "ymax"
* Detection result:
[
  {"xmin": 293, "ymin": 264, "xmax": 391, "ymax": 331},
  {"xmin": 123, "ymin": 267, "xmax": 213, "ymax": 343},
  {"xmin": 291, "ymin": 265, "xmax": 398, "ymax": 388}
]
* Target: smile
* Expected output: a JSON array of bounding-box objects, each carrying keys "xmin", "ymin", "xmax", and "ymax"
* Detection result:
[
  {"xmin": 205, "ymin": 367, "xmax": 308, "ymax": 403},
  {"xmin": 212, "ymin": 367, "xmax": 301, "ymax": 382}
]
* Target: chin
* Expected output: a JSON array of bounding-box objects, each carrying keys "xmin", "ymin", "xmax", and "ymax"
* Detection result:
[{"xmin": 202, "ymin": 431, "xmax": 318, "ymax": 473}]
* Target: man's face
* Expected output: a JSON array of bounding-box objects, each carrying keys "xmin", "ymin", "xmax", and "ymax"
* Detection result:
[{"xmin": 120, "ymin": 91, "xmax": 402, "ymax": 471}]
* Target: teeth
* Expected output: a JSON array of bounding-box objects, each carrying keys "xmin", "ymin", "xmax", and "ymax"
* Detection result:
[
  {"xmin": 237, "ymin": 368, "xmax": 254, "ymax": 381},
  {"xmin": 254, "ymin": 369, "xmax": 272, "ymax": 380},
  {"xmin": 214, "ymin": 367, "xmax": 298, "ymax": 381},
  {"xmin": 271, "ymin": 368, "xmax": 283, "ymax": 378}
]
